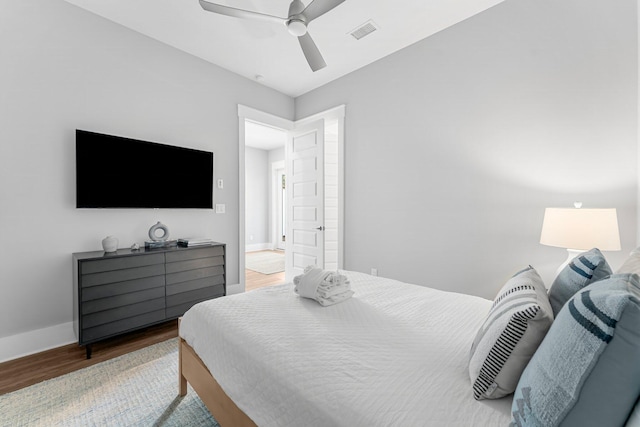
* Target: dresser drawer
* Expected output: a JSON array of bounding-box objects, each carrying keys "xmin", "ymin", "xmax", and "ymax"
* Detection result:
[
  {"xmin": 166, "ymin": 275, "xmax": 224, "ymax": 296},
  {"xmin": 82, "ymin": 276, "xmax": 165, "ymax": 302},
  {"xmin": 82, "ymin": 309, "xmax": 166, "ymax": 343},
  {"xmin": 165, "ymin": 265, "xmax": 224, "ymax": 286},
  {"xmin": 165, "ymin": 256, "xmax": 223, "ymax": 274},
  {"xmin": 81, "ymin": 264, "xmax": 165, "ymax": 287},
  {"xmin": 82, "ymin": 287, "xmax": 165, "ymax": 315},
  {"xmin": 165, "ymin": 290, "xmax": 224, "ymax": 319},
  {"xmin": 166, "ymin": 284, "xmax": 224, "ymax": 308},
  {"xmin": 80, "ymin": 253, "xmax": 164, "ymax": 275},
  {"xmin": 165, "ymin": 246, "xmax": 224, "ymax": 263},
  {"xmin": 82, "ymin": 297, "xmax": 165, "ymax": 329}
]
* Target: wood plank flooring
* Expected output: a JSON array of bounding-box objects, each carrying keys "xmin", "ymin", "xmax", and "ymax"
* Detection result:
[
  {"xmin": 245, "ymin": 250, "xmax": 286, "ymax": 292},
  {"xmin": 0, "ymin": 320, "xmax": 178, "ymax": 396},
  {"xmin": 0, "ymin": 262, "xmax": 285, "ymax": 396},
  {"xmin": 245, "ymin": 269, "xmax": 286, "ymax": 292}
]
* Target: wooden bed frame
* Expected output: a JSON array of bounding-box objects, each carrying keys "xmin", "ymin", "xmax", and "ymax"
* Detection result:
[{"xmin": 178, "ymin": 321, "xmax": 257, "ymax": 427}]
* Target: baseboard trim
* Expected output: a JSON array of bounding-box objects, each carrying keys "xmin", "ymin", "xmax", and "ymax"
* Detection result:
[
  {"xmin": 245, "ymin": 243, "xmax": 271, "ymax": 252},
  {"xmin": 0, "ymin": 322, "xmax": 76, "ymax": 364}
]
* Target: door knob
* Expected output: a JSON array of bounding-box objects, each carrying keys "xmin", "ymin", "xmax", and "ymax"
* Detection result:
[{"xmin": 315, "ymin": 226, "xmax": 325, "ymax": 231}]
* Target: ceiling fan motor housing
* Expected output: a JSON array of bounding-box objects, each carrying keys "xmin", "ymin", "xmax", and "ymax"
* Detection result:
[
  {"xmin": 286, "ymin": 0, "xmax": 308, "ymax": 36},
  {"xmin": 287, "ymin": 19, "xmax": 308, "ymax": 36}
]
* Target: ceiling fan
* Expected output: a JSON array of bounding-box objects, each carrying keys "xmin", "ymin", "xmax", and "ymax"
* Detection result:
[{"xmin": 199, "ymin": 0, "xmax": 346, "ymax": 72}]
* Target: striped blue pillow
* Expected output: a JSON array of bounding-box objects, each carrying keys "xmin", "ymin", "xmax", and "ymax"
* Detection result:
[
  {"xmin": 511, "ymin": 273, "xmax": 640, "ymax": 427},
  {"xmin": 548, "ymin": 248, "xmax": 612, "ymax": 317},
  {"xmin": 469, "ymin": 266, "xmax": 553, "ymax": 400}
]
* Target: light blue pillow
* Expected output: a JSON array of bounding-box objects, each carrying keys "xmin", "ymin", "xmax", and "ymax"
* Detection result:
[
  {"xmin": 511, "ymin": 273, "xmax": 640, "ymax": 427},
  {"xmin": 548, "ymin": 248, "xmax": 612, "ymax": 316}
]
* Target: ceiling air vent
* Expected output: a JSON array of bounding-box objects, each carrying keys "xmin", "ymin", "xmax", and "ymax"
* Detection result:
[{"xmin": 349, "ymin": 20, "xmax": 378, "ymax": 40}]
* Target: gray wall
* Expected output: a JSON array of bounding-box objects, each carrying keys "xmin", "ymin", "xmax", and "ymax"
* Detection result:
[
  {"xmin": 268, "ymin": 147, "xmax": 286, "ymax": 246},
  {"xmin": 245, "ymin": 147, "xmax": 269, "ymax": 246},
  {"xmin": 0, "ymin": 0, "xmax": 293, "ymax": 339},
  {"xmin": 245, "ymin": 146, "xmax": 285, "ymax": 249},
  {"xmin": 296, "ymin": 0, "xmax": 638, "ymax": 298}
]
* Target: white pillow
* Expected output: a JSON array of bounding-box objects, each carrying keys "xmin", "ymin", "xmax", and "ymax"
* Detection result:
[
  {"xmin": 616, "ymin": 247, "xmax": 640, "ymax": 274},
  {"xmin": 469, "ymin": 266, "xmax": 554, "ymax": 400}
]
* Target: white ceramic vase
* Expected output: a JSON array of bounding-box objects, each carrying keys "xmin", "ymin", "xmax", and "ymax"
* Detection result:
[
  {"xmin": 102, "ymin": 236, "xmax": 119, "ymax": 253},
  {"xmin": 148, "ymin": 222, "xmax": 169, "ymax": 242}
]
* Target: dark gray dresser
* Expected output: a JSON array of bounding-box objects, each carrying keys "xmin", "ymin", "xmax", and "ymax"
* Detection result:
[{"xmin": 72, "ymin": 243, "xmax": 225, "ymax": 358}]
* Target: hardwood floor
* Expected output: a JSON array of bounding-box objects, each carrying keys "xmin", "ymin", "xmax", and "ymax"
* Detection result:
[
  {"xmin": 0, "ymin": 259, "xmax": 285, "ymax": 396},
  {"xmin": 0, "ymin": 320, "xmax": 178, "ymax": 396},
  {"xmin": 245, "ymin": 269, "xmax": 286, "ymax": 291},
  {"xmin": 245, "ymin": 250, "xmax": 286, "ymax": 292}
]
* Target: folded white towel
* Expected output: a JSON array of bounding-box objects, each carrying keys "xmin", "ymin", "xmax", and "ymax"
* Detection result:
[
  {"xmin": 315, "ymin": 289, "xmax": 354, "ymax": 307},
  {"xmin": 294, "ymin": 266, "xmax": 353, "ymax": 306}
]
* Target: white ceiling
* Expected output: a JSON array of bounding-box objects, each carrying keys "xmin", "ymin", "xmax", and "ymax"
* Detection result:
[{"xmin": 63, "ymin": 0, "xmax": 506, "ymax": 98}]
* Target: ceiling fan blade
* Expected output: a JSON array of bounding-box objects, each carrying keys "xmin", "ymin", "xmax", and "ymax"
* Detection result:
[
  {"xmin": 199, "ymin": 0, "xmax": 286, "ymax": 25},
  {"xmin": 298, "ymin": 32, "xmax": 326, "ymax": 72},
  {"xmin": 301, "ymin": 0, "xmax": 345, "ymax": 22}
]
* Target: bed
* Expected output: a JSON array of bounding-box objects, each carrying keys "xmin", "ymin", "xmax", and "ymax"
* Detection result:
[{"xmin": 178, "ymin": 270, "xmax": 512, "ymax": 426}]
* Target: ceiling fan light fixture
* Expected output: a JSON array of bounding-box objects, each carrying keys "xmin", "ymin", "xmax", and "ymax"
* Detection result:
[
  {"xmin": 287, "ymin": 19, "xmax": 307, "ymax": 37},
  {"xmin": 198, "ymin": 0, "xmax": 345, "ymax": 71}
]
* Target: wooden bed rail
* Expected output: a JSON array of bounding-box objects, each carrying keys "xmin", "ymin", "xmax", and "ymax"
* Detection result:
[{"xmin": 178, "ymin": 318, "xmax": 257, "ymax": 427}]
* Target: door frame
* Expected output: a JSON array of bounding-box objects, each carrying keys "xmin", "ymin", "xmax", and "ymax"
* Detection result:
[
  {"xmin": 272, "ymin": 161, "xmax": 286, "ymax": 250},
  {"xmin": 237, "ymin": 104, "xmax": 345, "ymax": 293},
  {"xmin": 237, "ymin": 105, "xmax": 293, "ymax": 295}
]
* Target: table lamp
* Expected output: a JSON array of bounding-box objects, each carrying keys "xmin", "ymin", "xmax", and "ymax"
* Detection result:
[{"xmin": 540, "ymin": 203, "xmax": 621, "ymax": 276}]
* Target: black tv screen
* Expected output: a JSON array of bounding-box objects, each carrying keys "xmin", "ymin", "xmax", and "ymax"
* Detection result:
[{"xmin": 76, "ymin": 130, "xmax": 213, "ymax": 209}]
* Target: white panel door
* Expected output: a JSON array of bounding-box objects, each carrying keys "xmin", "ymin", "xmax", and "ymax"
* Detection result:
[{"xmin": 285, "ymin": 119, "xmax": 324, "ymax": 281}]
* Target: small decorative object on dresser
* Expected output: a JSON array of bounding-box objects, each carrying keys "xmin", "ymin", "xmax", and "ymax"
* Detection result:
[
  {"xmin": 148, "ymin": 221, "xmax": 170, "ymax": 241},
  {"xmin": 177, "ymin": 237, "xmax": 216, "ymax": 247},
  {"xmin": 101, "ymin": 236, "xmax": 118, "ymax": 253},
  {"xmin": 145, "ymin": 221, "xmax": 177, "ymax": 249}
]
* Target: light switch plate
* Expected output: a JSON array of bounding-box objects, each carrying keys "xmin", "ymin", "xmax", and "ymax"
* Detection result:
[
  {"xmin": 215, "ymin": 204, "xmax": 225, "ymax": 214},
  {"xmin": 217, "ymin": 179, "xmax": 224, "ymax": 189}
]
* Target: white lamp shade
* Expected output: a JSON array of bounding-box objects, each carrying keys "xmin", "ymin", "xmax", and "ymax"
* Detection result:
[{"xmin": 540, "ymin": 208, "xmax": 621, "ymax": 251}]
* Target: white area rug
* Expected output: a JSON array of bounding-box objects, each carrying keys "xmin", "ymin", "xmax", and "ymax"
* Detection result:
[
  {"xmin": 0, "ymin": 339, "xmax": 218, "ymax": 427},
  {"xmin": 245, "ymin": 250, "xmax": 285, "ymax": 274}
]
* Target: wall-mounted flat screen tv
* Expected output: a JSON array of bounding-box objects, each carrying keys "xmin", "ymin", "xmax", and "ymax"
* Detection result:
[{"xmin": 76, "ymin": 130, "xmax": 213, "ymax": 209}]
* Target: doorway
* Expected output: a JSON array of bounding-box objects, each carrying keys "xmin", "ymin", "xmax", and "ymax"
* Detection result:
[
  {"xmin": 244, "ymin": 121, "xmax": 287, "ymax": 291},
  {"xmin": 237, "ymin": 104, "xmax": 345, "ymax": 294}
]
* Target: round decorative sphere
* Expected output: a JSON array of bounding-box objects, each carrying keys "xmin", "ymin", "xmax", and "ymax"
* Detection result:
[
  {"xmin": 148, "ymin": 222, "xmax": 170, "ymax": 242},
  {"xmin": 102, "ymin": 236, "xmax": 118, "ymax": 253}
]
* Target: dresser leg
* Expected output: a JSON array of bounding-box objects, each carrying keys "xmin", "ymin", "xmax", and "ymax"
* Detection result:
[{"xmin": 86, "ymin": 344, "xmax": 92, "ymax": 359}]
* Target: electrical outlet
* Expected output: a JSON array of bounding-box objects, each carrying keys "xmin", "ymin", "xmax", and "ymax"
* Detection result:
[
  {"xmin": 217, "ymin": 179, "xmax": 224, "ymax": 189},
  {"xmin": 371, "ymin": 268, "xmax": 378, "ymax": 276},
  {"xmin": 215, "ymin": 204, "xmax": 225, "ymax": 214}
]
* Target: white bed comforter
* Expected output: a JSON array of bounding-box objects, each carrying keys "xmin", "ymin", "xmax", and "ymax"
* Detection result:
[{"xmin": 180, "ymin": 271, "xmax": 512, "ymax": 427}]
